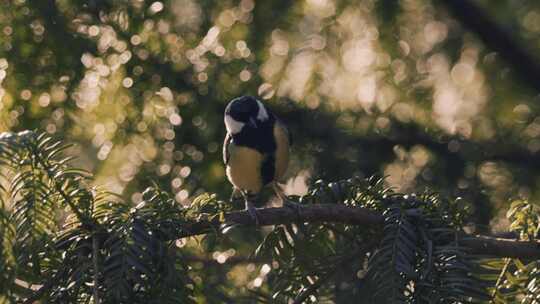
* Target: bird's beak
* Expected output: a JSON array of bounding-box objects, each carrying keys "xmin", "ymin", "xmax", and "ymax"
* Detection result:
[{"xmin": 248, "ymin": 117, "xmax": 258, "ymax": 128}]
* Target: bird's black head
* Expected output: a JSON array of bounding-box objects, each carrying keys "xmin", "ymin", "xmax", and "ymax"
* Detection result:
[
  {"xmin": 225, "ymin": 96, "xmax": 263, "ymax": 122},
  {"xmin": 224, "ymin": 96, "xmax": 269, "ymax": 134}
]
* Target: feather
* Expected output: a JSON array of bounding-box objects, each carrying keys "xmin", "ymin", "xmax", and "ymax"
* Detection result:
[{"xmin": 223, "ymin": 132, "xmax": 232, "ymax": 164}]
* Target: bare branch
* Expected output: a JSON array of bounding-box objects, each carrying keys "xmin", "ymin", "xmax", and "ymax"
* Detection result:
[
  {"xmin": 179, "ymin": 204, "xmax": 540, "ymax": 259},
  {"xmin": 179, "ymin": 204, "xmax": 383, "ymax": 238},
  {"xmin": 461, "ymin": 235, "xmax": 540, "ymax": 259}
]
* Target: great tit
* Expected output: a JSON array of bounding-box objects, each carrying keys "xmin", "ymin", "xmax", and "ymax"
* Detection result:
[{"xmin": 223, "ymin": 96, "xmax": 292, "ymax": 223}]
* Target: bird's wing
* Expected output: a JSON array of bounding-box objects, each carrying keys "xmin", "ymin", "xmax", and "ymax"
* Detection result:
[
  {"xmin": 223, "ymin": 132, "xmax": 232, "ymax": 164},
  {"xmin": 275, "ymin": 117, "xmax": 292, "ymax": 146}
]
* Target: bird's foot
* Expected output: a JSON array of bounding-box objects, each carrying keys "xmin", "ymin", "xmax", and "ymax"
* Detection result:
[
  {"xmin": 283, "ymin": 199, "xmax": 302, "ymax": 220},
  {"xmin": 230, "ymin": 188, "xmax": 243, "ymax": 203},
  {"xmin": 273, "ymin": 183, "xmax": 302, "ymax": 219},
  {"xmin": 245, "ymin": 200, "xmax": 260, "ymax": 226}
]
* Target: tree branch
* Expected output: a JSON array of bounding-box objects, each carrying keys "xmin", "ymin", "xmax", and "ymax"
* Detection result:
[
  {"xmin": 23, "ymin": 204, "xmax": 540, "ymax": 303},
  {"xmin": 179, "ymin": 204, "xmax": 540, "ymax": 259},
  {"xmin": 179, "ymin": 204, "xmax": 383, "ymax": 238},
  {"xmin": 461, "ymin": 235, "xmax": 540, "ymax": 259}
]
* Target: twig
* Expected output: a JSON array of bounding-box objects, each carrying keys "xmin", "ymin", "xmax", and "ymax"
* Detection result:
[
  {"xmin": 490, "ymin": 258, "xmax": 511, "ymax": 301},
  {"xmin": 92, "ymin": 234, "xmax": 101, "ymax": 304},
  {"xmin": 35, "ymin": 153, "xmax": 97, "ymax": 230}
]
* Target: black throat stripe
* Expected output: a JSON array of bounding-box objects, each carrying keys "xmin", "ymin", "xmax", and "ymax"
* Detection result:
[
  {"xmin": 231, "ymin": 115, "xmax": 276, "ymax": 154},
  {"xmin": 231, "ymin": 115, "xmax": 277, "ymax": 186}
]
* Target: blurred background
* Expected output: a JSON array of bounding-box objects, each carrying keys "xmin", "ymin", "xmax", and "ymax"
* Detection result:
[{"xmin": 1, "ymin": 0, "xmax": 540, "ymax": 299}]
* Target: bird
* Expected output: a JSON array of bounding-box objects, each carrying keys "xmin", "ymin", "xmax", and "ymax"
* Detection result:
[{"xmin": 223, "ymin": 96, "xmax": 292, "ymax": 224}]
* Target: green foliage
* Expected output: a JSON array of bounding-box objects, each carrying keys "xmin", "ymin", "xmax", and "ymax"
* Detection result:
[
  {"xmin": 365, "ymin": 194, "xmax": 488, "ymax": 303},
  {"xmin": 253, "ymin": 179, "xmax": 491, "ymax": 303},
  {"xmin": 0, "ymin": 207, "xmax": 15, "ymax": 297},
  {"xmin": 1, "ymin": 133, "xmax": 540, "ymax": 303},
  {"xmin": 96, "ymin": 187, "xmax": 194, "ymax": 303},
  {"xmin": 0, "ymin": 131, "xmax": 196, "ymax": 303},
  {"xmin": 0, "ymin": 130, "xmax": 89, "ymax": 300},
  {"xmin": 507, "ymin": 200, "xmax": 540, "ymax": 241},
  {"xmin": 489, "ymin": 200, "xmax": 540, "ymax": 304}
]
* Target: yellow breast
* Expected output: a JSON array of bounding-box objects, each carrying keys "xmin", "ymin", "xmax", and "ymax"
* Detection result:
[
  {"xmin": 225, "ymin": 122, "xmax": 290, "ymax": 194},
  {"xmin": 226, "ymin": 144, "xmax": 264, "ymax": 194},
  {"xmin": 273, "ymin": 123, "xmax": 290, "ymax": 181}
]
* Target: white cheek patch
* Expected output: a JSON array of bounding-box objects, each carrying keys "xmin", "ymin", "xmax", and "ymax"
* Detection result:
[
  {"xmin": 225, "ymin": 115, "xmax": 245, "ymax": 134},
  {"xmin": 256, "ymin": 100, "xmax": 269, "ymax": 121}
]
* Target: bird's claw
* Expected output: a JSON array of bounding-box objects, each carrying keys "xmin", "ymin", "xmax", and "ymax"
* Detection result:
[
  {"xmin": 273, "ymin": 183, "xmax": 302, "ymax": 220},
  {"xmin": 245, "ymin": 201, "xmax": 260, "ymax": 226},
  {"xmin": 284, "ymin": 199, "xmax": 302, "ymax": 220},
  {"xmin": 230, "ymin": 188, "xmax": 243, "ymax": 203},
  {"xmin": 284, "ymin": 199, "xmax": 300, "ymax": 209}
]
